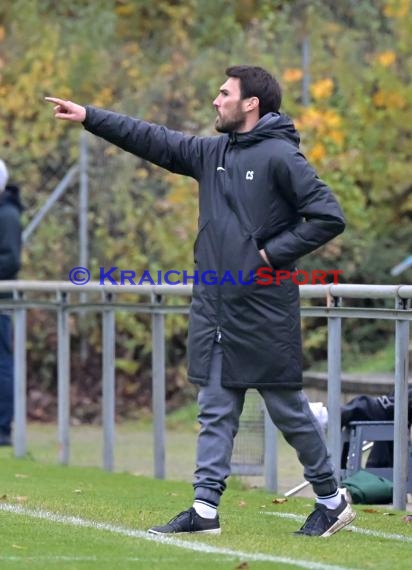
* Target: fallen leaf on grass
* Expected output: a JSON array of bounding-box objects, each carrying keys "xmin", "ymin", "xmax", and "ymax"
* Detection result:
[
  {"xmin": 362, "ymin": 509, "xmax": 397, "ymax": 516},
  {"xmin": 403, "ymin": 515, "xmax": 412, "ymax": 523},
  {"xmin": 73, "ymin": 489, "xmax": 83, "ymax": 494},
  {"xmin": 272, "ymin": 498, "xmax": 288, "ymax": 504},
  {"xmin": 15, "ymin": 496, "xmax": 28, "ymax": 503},
  {"xmin": 238, "ymin": 501, "xmax": 247, "ymax": 507},
  {"xmin": 234, "ymin": 562, "xmax": 249, "ymax": 569},
  {"xmin": 14, "ymin": 473, "xmax": 28, "ymax": 479},
  {"xmin": 12, "ymin": 544, "xmax": 27, "ymax": 550}
]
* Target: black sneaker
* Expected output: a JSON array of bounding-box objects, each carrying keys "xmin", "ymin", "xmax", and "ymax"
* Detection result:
[
  {"xmin": 148, "ymin": 507, "xmax": 221, "ymax": 535},
  {"xmin": 295, "ymin": 496, "xmax": 356, "ymax": 537}
]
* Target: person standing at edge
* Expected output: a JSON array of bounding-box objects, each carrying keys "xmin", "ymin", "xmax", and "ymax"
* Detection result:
[
  {"xmin": 0, "ymin": 159, "xmax": 23, "ymax": 446},
  {"xmin": 46, "ymin": 65, "xmax": 355, "ymax": 537}
]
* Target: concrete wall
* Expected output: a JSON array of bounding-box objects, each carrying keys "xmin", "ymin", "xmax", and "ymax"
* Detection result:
[{"xmin": 303, "ymin": 371, "xmax": 396, "ymax": 405}]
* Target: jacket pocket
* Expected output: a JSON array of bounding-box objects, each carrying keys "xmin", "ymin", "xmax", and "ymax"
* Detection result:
[{"xmin": 251, "ymin": 237, "xmax": 272, "ymax": 269}]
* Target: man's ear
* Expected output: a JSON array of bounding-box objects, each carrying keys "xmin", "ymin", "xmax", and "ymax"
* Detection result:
[{"xmin": 246, "ymin": 96, "xmax": 259, "ymax": 112}]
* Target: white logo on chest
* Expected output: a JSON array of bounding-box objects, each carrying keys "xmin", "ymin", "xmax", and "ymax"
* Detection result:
[{"xmin": 245, "ymin": 170, "xmax": 254, "ymax": 180}]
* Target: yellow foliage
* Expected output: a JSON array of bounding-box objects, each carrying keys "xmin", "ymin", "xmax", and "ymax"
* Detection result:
[
  {"xmin": 296, "ymin": 106, "xmax": 344, "ymax": 155},
  {"xmin": 295, "ymin": 107, "xmax": 342, "ymax": 133},
  {"xmin": 307, "ymin": 143, "xmax": 326, "ymax": 162},
  {"xmin": 104, "ymin": 146, "xmax": 119, "ymax": 157},
  {"xmin": 127, "ymin": 67, "xmax": 140, "ymax": 79},
  {"xmin": 135, "ymin": 168, "xmax": 149, "ymax": 180},
  {"xmin": 115, "ymin": 3, "xmax": 136, "ymax": 17},
  {"xmin": 323, "ymin": 109, "xmax": 342, "ymax": 128},
  {"xmin": 282, "ymin": 68, "xmax": 303, "ymax": 83},
  {"xmin": 325, "ymin": 23, "xmax": 341, "ymax": 36},
  {"xmin": 168, "ymin": 188, "xmax": 186, "ymax": 206},
  {"xmin": 92, "ymin": 87, "xmax": 114, "ymax": 108},
  {"xmin": 310, "ymin": 78, "xmax": 334, "ymax": 100},
  {"xmin": 168, "ymin": 181, "xmax": 193, "ymax": 206},
  {"xmin": 376, "ymin": 50, "xmax": 397, "ymax": 67},
  {"xmin": 124, "ymin": 42, "xmax": 140, "ymax": 56},
  {"xmin": 328, "ymin": 130, "xmax": 344, "ymax": 146},
  {"xmin": 295, "ymin": 107, "xmax": 323, "ymax": 130},
  {"xmin": 383, "ymin": 0, "xmax": 410, "ymax": 18},
  {"xmin": 372, "ymin": 90, "xmax": 385, "ymax": 107},
  {"xmin": 373, "ymin": 89, "xmax": 406, "ymax": 109}
]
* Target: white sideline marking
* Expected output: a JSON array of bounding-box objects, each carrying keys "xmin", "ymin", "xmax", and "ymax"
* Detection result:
[
  {"xmin": 0, "ymin": 557, "xmax": 144, "ymax": 562},
  {"xmin": 0, "ymin": 556, "xmax": 215, "ymax": 563},
  {"xmin": 261, "ymin": 511, "xmax": 412, "ymax": 543},
  {"xmin": 0, "ymin": 503, "xmax": 355, "ymax": 570}
]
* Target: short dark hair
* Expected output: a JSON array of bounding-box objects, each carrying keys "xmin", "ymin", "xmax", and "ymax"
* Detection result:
[{"xmin": 225, "ymin": 65, "xmax": 282, "ymax": 117}]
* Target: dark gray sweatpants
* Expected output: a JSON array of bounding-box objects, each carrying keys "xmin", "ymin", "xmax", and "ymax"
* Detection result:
[{"xmin": 193, "ymin": 343, "xmax": 338, "ymax": 506}]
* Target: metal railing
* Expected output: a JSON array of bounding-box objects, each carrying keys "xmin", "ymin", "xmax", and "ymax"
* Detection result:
[{"xmin": 0, "ymin": 281, "xmax": 411, "ymax": 509}]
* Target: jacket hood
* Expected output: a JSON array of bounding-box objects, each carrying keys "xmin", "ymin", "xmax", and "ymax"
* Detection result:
[
  {"xmin": 228, "ymin": 112, "xmax": 300, "ymax": 148},
  {"xmin": 0, "ymin": 184, "xmax": 24, "ymax": 212}
]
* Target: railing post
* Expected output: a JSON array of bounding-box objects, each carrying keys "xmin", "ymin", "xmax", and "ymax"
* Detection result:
[
  {"xmin": 79, "ymin": 132, "xmax": 89, "ymax": 363},
  {"xmin": 22, "ymin": 166, "xmax": 79, "ymax": 243},
  {"xmin": 151, "ymin": 293, "xmax": 166, "ymax": 479},
  {"xmin": 57, "ymin": 291, "xmax": 70, "ymax": 465},
  {"xmin": 13, "ymin": 291, "xmax": 27, "ymax": 457},
  {"xmin": 264, "ymin": 408, "xmax": 278, "ymax": 491},
  {"xmin": 393, "ymin": 295, "xmax": 410, "ymax": 510},
  {"xmin": 327, "ymin": 295, "xmax": 343, "ymax": 476},
  {"xmin": 102, "ymin": 291, "xmax": 116, "ymax": 471},
  {"xmin": 79, "ymin": 132, "xmax": 89, "ymax": 275}
]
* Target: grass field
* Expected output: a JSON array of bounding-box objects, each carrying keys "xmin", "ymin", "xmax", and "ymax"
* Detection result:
[
  {"xmin": 1, "ymin": 447, "xmax": 412, "ymax": 570},
  {"xmin": 19, "ymin": 407, "xmax": 312, "ymax": 494}
]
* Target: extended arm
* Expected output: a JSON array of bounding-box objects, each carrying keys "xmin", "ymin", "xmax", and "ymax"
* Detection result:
[{"xmin": 45, "ymin": 97, "xmax": 209, "ymax": 178}]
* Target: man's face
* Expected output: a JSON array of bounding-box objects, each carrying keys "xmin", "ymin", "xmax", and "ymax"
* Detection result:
[{"xmin": 213, "ymin": 77, "xmax": 248, "ymax": 133}]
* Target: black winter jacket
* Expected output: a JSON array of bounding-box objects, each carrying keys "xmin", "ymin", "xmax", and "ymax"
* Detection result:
[
  {"xmin": 0, "ymin": 185, "xmax": 23, "ymax": 298},
  {"xmin": 83, "ymin": 108, "xmax": 345, "ymax": 389}
]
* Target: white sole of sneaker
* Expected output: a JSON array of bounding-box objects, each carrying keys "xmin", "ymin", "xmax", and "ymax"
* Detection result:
[
  {"xmin": 321, "ymin": 505, "xmax": 356, "ymax": 537},
  {"xmin": 148, "ymin": 528, "xmax": 221, "ymax": 535}
]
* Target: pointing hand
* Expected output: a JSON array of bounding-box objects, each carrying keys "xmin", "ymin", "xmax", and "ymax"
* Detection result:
[{"xmin": 45, "ymin": 97, "xmax": 86, "ymax": 122}]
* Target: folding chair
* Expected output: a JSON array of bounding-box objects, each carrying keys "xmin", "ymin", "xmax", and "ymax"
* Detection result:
[{"xmin": 341, "ymin": 420, "xmax": 412, "ymax": 493}]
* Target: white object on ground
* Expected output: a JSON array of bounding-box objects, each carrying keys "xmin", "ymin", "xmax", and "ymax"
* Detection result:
[{"xmin": 309, "ymin": 402, "xmax": 329, "ymax": 430}]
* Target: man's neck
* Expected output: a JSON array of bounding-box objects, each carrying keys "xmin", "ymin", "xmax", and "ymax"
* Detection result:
[{"xmin": 235, "ymin": 113, "xmax": 260, "ymax": 134}]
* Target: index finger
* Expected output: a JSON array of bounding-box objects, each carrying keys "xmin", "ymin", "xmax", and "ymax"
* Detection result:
[{"xmin": 45, "ymin": 96, "xmax": 66, "ymax": 104}]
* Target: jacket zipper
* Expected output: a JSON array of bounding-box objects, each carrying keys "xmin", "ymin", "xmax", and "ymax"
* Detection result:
[
  {"xmin": 215, "ymin": 214, "xmax": 230, "ymax": 343},
  {"xmin": 215, "ymin": 146, "xmax": 234, "ymax": 344}
]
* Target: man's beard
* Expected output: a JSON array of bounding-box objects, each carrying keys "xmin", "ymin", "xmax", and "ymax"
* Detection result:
[{"xmin": 215, "ymin": 106, "xmax": 246, "ymax": 133}]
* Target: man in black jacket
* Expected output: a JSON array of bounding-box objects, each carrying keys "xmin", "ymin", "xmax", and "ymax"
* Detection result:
[
  {"xmin": 46, "ymin": 65, "xmax": 354, "ymax": 536},
  {"xmin": 0, "ymin": 159, "xmax": 23, "ymax": 446}
]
